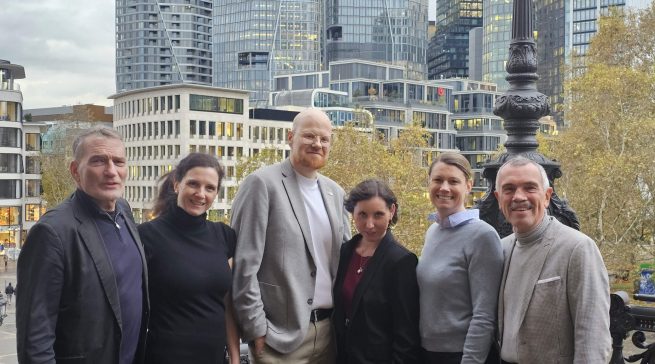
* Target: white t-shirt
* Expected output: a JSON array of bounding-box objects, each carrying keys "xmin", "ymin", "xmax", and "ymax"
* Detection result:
[{"xmin": 297, "ymin": 173, "xmax": 334, "ymax": 309}]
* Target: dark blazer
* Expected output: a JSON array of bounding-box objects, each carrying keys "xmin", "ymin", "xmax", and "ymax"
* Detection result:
[
  {"xmin": 16, "ymin": 190, "xmax": 149, "ymax": 364},
  {"xmin": 333, "ymin": 232, "xmax": 421, "ymax": 364}
]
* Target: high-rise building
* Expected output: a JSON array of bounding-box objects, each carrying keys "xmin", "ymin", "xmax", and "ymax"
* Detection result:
[
  {"xmin": 481, "ymin": 0, "xmax": 512, "ymax": 91},
  {"xmin": 428, "ymin": 0, "xmax": 483, "ymax": 79},
  {"xmin": 0, "ymin": 60, "xmax": 44, "ymax": 248},
  {"xmin": 213, "ymin": 0, "xmax": 324, "ymax": 106},
  {"xmin": 115, "ymin": 0, "xmax": 213, "ymax": 92},
  {"xmin": 482, "ymin": 0, "xmax": 649, "ymax": 119},
  {"xmin": 325, "ymin": 0, "xmax": 429, "ymax": 80}
]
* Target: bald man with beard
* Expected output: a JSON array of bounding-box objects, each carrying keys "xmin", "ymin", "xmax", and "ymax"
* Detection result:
[{"xmin": 231, "ymin": 108, "xmax": 351, "ymax": 364}]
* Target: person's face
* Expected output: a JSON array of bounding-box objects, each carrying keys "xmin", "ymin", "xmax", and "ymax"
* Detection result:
[
  {"xmin": 428, "ymin": 162, "xmax": 472, "ymax": 218},
  {"xmin": 175, "ymin": 167, "xmax": 220, "ymax": 216},
  {"xmin": 353, "ymin": 196, "xmax": 395, "ymax": 245},
  {"xmin": 70, "ymin": 136, "xmax": 127, "ymax": 211},
  {"xmin": 288, "ymin": 111, "xmax": 332, "ymax": 177},
  {"xmin": 494, "ymin": 164, "xmax": 553, "ymax": 234}
]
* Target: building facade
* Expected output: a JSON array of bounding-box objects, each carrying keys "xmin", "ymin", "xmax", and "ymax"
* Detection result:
[
  {"xmin": 111, "ymin": 84, "xmax": 300, "ymax": 222},
  {"xmin": 115, "ymin": 0, "xmax": 213, "ymax": 92},
  {"xmin": 325, "ymin": 0, "xmax": 429, "ymax": 80},
  {"xmin": 441, "ymin": 79, "xmax": 506, "ymax": 200},
  {"xmin": 428, "ymin": 0, "xmax": 483, "ymax": 79},
  {"xmin": 213, "ymin": 0, "xmax": 323, "ymax": 106},
  {"xmin": 0, "ymin": 60, "xmax": 44, "ymax": 249}
]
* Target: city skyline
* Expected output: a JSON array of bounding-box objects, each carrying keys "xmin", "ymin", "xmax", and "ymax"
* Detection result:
[{"xmin": 4, "ymin": 0, "xmax": 448, "ymax": 109}]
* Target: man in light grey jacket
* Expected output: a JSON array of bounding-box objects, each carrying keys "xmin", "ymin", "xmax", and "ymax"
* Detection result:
[
  {"xmin": 494, "ymin": 157, "xmax": 610, "ymax": 364},
  {"xmin": 231, "ymin": 108, "xmax": 350, "ymax": 363}
]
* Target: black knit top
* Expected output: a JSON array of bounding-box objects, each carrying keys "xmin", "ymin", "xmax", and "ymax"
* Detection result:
[{"xmin": 138, "ymin": 206, "xmax": 236, "ymax": 364}]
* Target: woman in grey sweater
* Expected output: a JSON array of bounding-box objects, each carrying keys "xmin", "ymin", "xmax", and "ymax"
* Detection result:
[{"xmin": 416, "ymin": 152, "xmax": 503, "ymax": 364}]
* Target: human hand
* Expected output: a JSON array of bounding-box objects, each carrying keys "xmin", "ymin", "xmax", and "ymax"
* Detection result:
[{"xmin": 254, "ymin": 336, "xmax": 266, "ymax": 356}]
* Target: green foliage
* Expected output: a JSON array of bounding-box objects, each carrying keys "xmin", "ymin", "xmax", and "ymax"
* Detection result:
[
  {"xmin": 555, "ymin": 5, "xmax": 655, "ymax": 270},
  {"xmin": 234, "ymin": 124, "xmax": 435, "ymax": 255},
  {"xmin": 322, "ymin": 124, "xmax": 433, "ymax": 254}
]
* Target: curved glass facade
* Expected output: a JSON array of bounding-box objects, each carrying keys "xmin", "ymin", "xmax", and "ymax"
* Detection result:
[
  {"xmin": 213, "ymin": 0, "xmax": 323, "ymax": 105},
  {"xmin": 116, "ymin": 0, "xmax": 213, "ymax": 91},
  {"xmin": 481, "ymin": 0, "xmax": 512, "ymax": 90},
  {"xmin": 325, "ymin": 0, "xmax": 428, "ymax": 80}
]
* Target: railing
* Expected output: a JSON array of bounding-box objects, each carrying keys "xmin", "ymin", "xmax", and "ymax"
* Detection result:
[{"xmin": 610, "ymin": 291, "xmax": 655, "ymax": 363}]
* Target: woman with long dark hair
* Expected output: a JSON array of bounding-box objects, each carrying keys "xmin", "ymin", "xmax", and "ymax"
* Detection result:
[
  {"xmin": 138, "ymin": 153, "xmax": 240, "ymax": 364},
  {"xmin": 333, "ymin": 179, "xmax": 421, "ymax": 364}
]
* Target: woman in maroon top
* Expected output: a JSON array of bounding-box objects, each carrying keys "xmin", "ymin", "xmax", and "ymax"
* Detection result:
[{"xmin": 333, "ymin": 179, "xmax": 421, "ymax": 364}]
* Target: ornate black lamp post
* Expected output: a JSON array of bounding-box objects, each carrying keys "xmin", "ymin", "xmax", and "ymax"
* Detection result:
[{"xmin": 476, "ymin": 0, "xmax": 578, "ymax": 237}]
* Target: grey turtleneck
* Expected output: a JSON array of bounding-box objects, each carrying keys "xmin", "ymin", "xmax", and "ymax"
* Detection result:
[{"xmin": 500, "ymin": 214, "xmax": 551, "ymax": 362}]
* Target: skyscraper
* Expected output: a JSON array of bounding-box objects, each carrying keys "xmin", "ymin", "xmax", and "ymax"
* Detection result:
[
  {"xmin": 213, "ymin": 0, "xmax": 324, "ymax": 106},
  {"xmin": 428, "ymin": 0, "xmax": 483, "ymax": 79},
  {"xmin": 482, "ymin": 0, "xmax": 649, "ymax": 110},
  {"xmin": 325, "ymin": 0, "xmax": 429, "ymax": 80},
  {"xmin": 115, "ymin": 0, "xmax": 213, "ymax": 92},
  {"xmin": 481, "ymin": 0, "xmax": 512, "ymax": 91}
]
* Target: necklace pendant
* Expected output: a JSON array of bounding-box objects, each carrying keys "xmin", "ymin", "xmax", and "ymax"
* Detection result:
[{"xmin": 356, "ymin": 267, "xmax": 363, "ymax": 274}]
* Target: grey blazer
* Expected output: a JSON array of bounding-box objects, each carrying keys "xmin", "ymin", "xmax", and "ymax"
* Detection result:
[
  {"xmin": 231, "ymin": 159, "xmax": 351, "ymax": 354},
  {"xmin": 498, "ymin": 217, "xmax": 610, "ymax": 363}
]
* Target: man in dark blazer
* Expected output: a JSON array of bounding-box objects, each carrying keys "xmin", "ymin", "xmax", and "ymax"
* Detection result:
[
  {"xmin": 231, "ymin": 108, "xmax": 350, "ymax": 363},
  {"xmin": 17, "ymin": 127, "xmax": 149, "ymax": 364}
]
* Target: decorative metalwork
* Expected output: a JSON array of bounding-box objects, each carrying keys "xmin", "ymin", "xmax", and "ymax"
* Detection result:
[
  {"xmin": 609, "ymin": 292, "xmax": 655, "ymax": 364},
  {"xmin": 475, "ymin": 0, "xmax": 578, "ymax": 236}
]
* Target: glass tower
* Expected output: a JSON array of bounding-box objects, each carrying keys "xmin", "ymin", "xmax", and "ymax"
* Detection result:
[
  {"xmin": 115, "ymin": 0, "xmax": 213, "ymax": 92},
  {"xmin": 213, "ymin": 0, "xmax": 323, "ymax": 106},
  {"xmin": 427, "ymin": 0, "xmax": 483, "ymax": 79},
  {"xmin": 481, "ymin": 0, "xmax": 512, "ymax": 91},
  {"xmin": 325, "ymin": 0, "xmax": 429, "ymax": 81}
]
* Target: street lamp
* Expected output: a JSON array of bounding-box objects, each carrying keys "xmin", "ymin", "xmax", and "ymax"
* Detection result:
[{"xmin": 475, "ymin": 0, "xmax": 579, "ymax": 237}]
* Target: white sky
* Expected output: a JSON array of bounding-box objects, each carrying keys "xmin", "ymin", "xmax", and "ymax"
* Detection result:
[
  {"xmin": 2, "ymin": 0, "xmax": 436, "ymax": 110},
  {"xmin": 1, "ymin": 0, "xmax": 115, "ymax": 109}
]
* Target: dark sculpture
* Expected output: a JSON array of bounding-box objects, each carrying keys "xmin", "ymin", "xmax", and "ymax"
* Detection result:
[{"xmin": 475, "ymin": 0, "xmax": 578, "ymax": 237}]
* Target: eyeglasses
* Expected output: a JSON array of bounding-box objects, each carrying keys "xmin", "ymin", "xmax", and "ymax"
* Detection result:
[{"xmin": 298, "ymin": 133, "xmax": 331, "ymax": 147}]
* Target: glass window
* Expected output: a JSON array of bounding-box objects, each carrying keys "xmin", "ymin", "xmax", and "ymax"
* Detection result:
[
  {"xmin": 25, "ymin": 204, "xmax": 46, "ymax": 222},
  {"xmin": 0, "ymin": 206, "xmax": 20, "ymax": 226},
  {"xmin": 0, "ymin": 180, "xmax": 19, "ymax": 199}
]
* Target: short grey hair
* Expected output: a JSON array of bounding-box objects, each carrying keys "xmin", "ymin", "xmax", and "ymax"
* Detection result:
[
  {"xmin": 72, "ymin": 127, "xmax": 123, "ymax": 161},
  {"xmin": 495, "ymin": 156, "xmax": 550, "ymax": 191}
]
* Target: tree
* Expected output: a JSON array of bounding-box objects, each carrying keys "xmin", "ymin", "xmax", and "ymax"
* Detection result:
[
  {"xmin": 39, "ymin": 125, "xmax": 76, "ymax": 208},
  {"xmin": 551, "ymin": 5, "xmax": 655, "ymax": 270},
  {"xmin": 321, "ymin": 123, "xmax": 433, "ymax": 255},
  {"xmin": 233, "ymin": 123, "xmax": 435, "ymax": 255}
]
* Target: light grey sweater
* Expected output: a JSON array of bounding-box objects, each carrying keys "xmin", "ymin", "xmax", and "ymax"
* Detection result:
[{"xmin": 417, "ymin": 218, "xmax": 503, "ymax": 363}]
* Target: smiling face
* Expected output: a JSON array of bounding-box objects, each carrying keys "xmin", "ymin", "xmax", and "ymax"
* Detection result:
[
  {"xmin": 494, "ymin": 163, "xmax": 553, "ymax": 234},
  {"xmin": 428, "ymin": 162, "xmax": 472, "ymax": 218},
  {"xmin": 174, "ymin": 167, "xmax": 220, "ymax": 216},
  {"xmin": 69, "ymin": 136, "xmax": 127, "ymax": 211},
  {"xmin": 353, "ymin": 196, "xmax": 396, "ymax": 245},
  {"xmin": 288, "ymin": 109, "xmax": 332, "ymax": 178}
]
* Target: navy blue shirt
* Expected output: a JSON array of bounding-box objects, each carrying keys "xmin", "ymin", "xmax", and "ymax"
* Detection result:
[{"xmin": 80, "ymin": 191, "xmax": 143, "ymax": 364}]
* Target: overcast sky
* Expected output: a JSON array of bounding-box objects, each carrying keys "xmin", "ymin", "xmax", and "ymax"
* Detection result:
[
  {"xmin": 1, "ymin": 0, "xmax": 115, "ymax": 110},
  {"xmin": 2, "ymin": 0, "xmax": 435, "ymax": 110}
]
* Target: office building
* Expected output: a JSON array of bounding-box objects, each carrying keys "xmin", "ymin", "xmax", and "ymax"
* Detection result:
[
  {"xmin": 115, "ymin": 0, "xmax": 213, "ymax": 92},
  {"xmin": 0, "ymin": 60, "xmax": 44, "ymax": 248},
  {"xmin": 213, "ymin": 0, "xmax": 323, "ymax": 106},
  {"xmin": 325, "ymin": 0, "xmax": 429, "ymax": 80},
  {"xmin": 428, "ymin": 0, "xmax": 483, "ymax": 79}
]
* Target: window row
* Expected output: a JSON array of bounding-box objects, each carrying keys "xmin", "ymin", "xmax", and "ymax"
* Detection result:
[
  {"xmin": 117, "ymin": 120, "xmax": 181, "ymax": 140},
  {"xmin": 127, "ymin": 144, "xmax": 181, "ymax": 161},
  {"xmin": 189, "ymin": 120, "xmax": 244, "ymax": 139},
  {"xmin": 115, "ymin": 94, "xmax": 181, "ymax": 119}
]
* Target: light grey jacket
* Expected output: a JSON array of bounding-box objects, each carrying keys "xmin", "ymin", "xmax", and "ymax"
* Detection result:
[
  {"xmin": 231, "ymin": 159, "xmax": 350, "ymax": 353},
  {"xmin": 498, "ymin": 217, "xmax": 611, "ymax": 364}
]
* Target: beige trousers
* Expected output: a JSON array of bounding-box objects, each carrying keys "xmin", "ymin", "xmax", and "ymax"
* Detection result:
[{"xmin": 250, "ymin": 318, "xmax": 336, "ymax": 364}]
